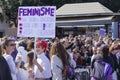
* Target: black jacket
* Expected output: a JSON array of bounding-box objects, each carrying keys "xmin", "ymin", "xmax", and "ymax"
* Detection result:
[{"xmin": 0, "ymin": 56, "xmax": 12, "ymax": 80}]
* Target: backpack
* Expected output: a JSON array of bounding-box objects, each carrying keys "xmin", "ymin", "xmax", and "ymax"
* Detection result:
[
  {"xmin": 92, "ymin": 60, "xmax": 112, "ymax": 80},
  {"xmin": 57, "ymin": 64, "xmax": 75, "ymax": 80}
]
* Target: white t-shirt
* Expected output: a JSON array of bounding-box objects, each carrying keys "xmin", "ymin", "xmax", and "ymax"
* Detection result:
[
  {"xmin": 51, "ymin": 55, "xmax": 76, "ymax": 80},
  {"xmin": 34, "ymin": 53, "xmax": 52, "ymax": 79},
  {"xmin": 4, "ymin": 54, "xmax": 17, "ymax": 80}
]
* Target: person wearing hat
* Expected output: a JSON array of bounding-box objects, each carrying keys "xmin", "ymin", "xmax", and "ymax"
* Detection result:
[{"xmin": 33, "ymin": 40, "xmax": 52, "ymax": 80}]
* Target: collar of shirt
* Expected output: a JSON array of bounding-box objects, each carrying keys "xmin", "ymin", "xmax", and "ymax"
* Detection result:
[{"xmin": 37, "ymin": 52, "xmax": 45, "ymax": 58}]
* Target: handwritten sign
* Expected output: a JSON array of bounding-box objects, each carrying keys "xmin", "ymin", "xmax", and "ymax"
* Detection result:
[
  {"xmin": 99, "ymin": 28, "xmax": 106, "ymax": 36},
  {"xmin": 17, "ymin": 6, "xmax": 56, "ymax": 38}
]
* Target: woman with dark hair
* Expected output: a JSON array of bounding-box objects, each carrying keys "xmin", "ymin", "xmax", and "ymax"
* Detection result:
[
  {"xmin": 24, "ymin": 51, "xmax": 34, "ymax": 80},
  {"xmin": 27, "ymin": 41, "xmax": 34, "ymax": 52},
  {"xmin": 109, "ymin": 44, "xmax": 119, "ymax": 80},
  {"xmin": 0, "ymin": 45, "xmax": 12, "ymax": 80},
  {"xmin": 25, "ymin": 51, "xmax": 34, "ymax": 69},
  {"xmin": 102, "ymin": 45, "xmax": 114, "ymax": 69},
  {"xmin": 50, "ymin": 42, "xmax": 76, "ymax": 80}
]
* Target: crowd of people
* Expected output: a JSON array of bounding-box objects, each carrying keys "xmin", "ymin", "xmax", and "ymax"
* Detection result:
[{"xmin": 0, "ymin": 34, "xmax": 120, "ymax": 80}]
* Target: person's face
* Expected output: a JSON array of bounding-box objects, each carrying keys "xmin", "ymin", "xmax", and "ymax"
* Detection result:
[
  {"xmin": 97, "ymin": 47, "xmax": 102, "ymax": 54},
  {"xmin": 6, "ymin": 41, "xmax": 16, "ymax": 54},
  {"xmin": 111, "ymin": 46, "xmax": 120, "ymax": 54},
  {"xmin": 36, "ymin": 46, "xmax": 44, "ymax": 54},
  {"xmin": 93, "ymin": 47, "xmax": 97, "ymax": 54},
  {"xmin": 82, "ymin": 47, "xmax": 86, "ymax": 52},
  {"xmin": 62, "ymin": 41, "xmax": 67, "ymax": 48}
]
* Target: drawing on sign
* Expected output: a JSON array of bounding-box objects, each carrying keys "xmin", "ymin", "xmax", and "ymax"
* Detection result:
[
  {"xmin": 19, "ymin": 31, "xmax": 22, "ymax": 34},
  {"xmin": 43, "ymin": 24, "xmax": 46, "ymax": 30}
]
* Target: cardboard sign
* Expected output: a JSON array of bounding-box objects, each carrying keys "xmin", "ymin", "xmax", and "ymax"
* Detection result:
[
  {"xmin": 99, "ymin": 28, "xmax": 106, "ymax": 36},
  {"xmin": 17, "ymin": 6, "xmax": 56, "ymax": 38}
]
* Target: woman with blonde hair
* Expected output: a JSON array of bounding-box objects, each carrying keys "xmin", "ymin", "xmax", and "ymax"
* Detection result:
[{"xmin": 50, "ymin": 42, "xmax": 76, "ymax": 80}]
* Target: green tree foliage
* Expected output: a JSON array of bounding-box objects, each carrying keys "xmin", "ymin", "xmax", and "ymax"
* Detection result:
[
  {"xmin": 0, "ymin": 0, "xmax": 120, "ymax": 27},
  {"xmin": 1, "ymin": 0, "xmax": 21, "ymax": 26}
]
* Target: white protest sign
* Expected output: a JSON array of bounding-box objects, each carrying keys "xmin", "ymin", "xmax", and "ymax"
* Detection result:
[{"xmin": 17, "ymin": 6, "xmax": 56, "ymax": 38}]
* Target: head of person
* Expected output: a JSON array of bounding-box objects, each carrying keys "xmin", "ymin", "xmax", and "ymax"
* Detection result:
[
  {"xmin": 36, "ymin": 40, "xmax": 48, "ymax": 54},
  {"xmin": 50, "ymin": 42, "xmax": 70, "ymax": 67},
  {"xmin": 27, "ymin": 40, "xmax": 34, "ymax": 51},
  {"xmin": 96, "ymin": 46, "xmax": 103, "ymax": 54},
  {"xmin": 109, "ymin": 44, "xmax": 119, "ymax": 55},
  {"xmin": 102, "ymin": 45, "xmax": 109, "ymax": 59},
  {"xmin": 27, "ymin": 51, "xmax": 34, "ymax": 68},
  {"xmin": 72, "ymin": 47, "xmax": 79, "ymax": 54},
  {"xmin": 80, "ymin": 46, "xmax": 86, "ymax": 52},
  {"xmin": 3, "ymin": 39, "xmax": 16, "ymax": 54},
  {"xmin": 92, "ymin": 46, "xmax": 97, "ymax": 54}
]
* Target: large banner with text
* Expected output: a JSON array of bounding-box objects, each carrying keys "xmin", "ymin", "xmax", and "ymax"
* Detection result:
[{"xmin": 17, "ymin": 6, "xmax": 56, "ymax": 38}]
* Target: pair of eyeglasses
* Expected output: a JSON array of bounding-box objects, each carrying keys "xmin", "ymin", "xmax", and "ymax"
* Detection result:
[
  {"xmin": 9, "ymin": 43, "xmax": 16, "ymax": 46},
  {"xmin": 36, "ymin": 46, "xmax": 41, "ymax": 48}
]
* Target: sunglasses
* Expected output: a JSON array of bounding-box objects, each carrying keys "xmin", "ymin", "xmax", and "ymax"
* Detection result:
[
  {"xmin": 9, "ymin": 43, "xmax": 16, "ymax": 46},
  {"xmin": 36, "ymin": 46, "xmax": 41, "ymax": 48},
  {"xmin": 112, "ymin": 47, "xmax": 119, "ymax": 51}
]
